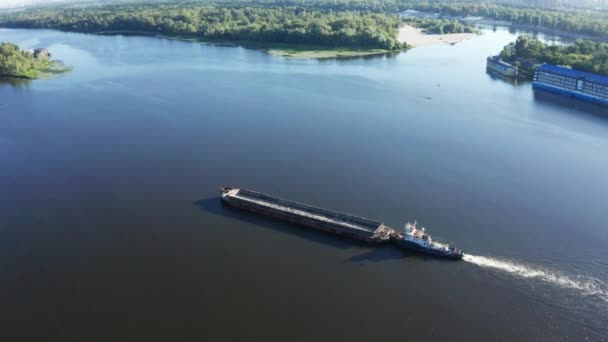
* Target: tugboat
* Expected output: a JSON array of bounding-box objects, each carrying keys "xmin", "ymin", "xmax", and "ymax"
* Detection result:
[{"xmin": 393, "ymin": 221, "xmax": 463, "ymax": 260}]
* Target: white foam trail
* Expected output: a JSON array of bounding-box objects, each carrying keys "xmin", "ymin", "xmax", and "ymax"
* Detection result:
[{"xmin": 463, "ymin": 254, "xmax": 608, "ymax": 303}]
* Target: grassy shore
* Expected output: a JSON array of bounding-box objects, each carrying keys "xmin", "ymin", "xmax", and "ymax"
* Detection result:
[
  {"xmin": 255, "ymin": 43, "xmax": 394, "ymax": 59},
  {"xmin": 160, "ymin": 36, "xmax": 402, "ymax": 59},
  {"xmin": 0, "ymin": 61, "xmax": 71, "ymax": 80}
]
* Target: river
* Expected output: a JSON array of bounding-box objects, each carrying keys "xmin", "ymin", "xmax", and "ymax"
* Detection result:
[{"xmin": 1, "ymin": 27, "xmax": 607, "ymax": 341}]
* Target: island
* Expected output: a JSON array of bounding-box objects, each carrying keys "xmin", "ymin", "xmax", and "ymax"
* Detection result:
[{"xmin": 0, "ymin": 42, "xmax": 56, "ymax": 79}]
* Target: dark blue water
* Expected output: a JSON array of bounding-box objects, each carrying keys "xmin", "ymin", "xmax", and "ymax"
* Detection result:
[{"xmin": 1, "ymin": 27, "xmax": 607, "ymax": 341}]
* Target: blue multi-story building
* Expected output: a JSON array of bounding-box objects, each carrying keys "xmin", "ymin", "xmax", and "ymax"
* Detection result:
[{"xmin": 533, "ymin": 64, "xmax": 608, "ymax": 106}]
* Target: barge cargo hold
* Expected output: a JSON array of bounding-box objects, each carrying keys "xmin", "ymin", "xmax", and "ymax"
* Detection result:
[
  {"xmin": 533, "ymin": 64, "xmax": 608, "ymax": 106},
  {"xmin": 220, "ymin": 187, "xmax": 394, "ymax": 243}
]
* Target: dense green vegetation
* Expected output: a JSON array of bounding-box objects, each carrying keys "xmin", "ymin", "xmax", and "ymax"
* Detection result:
[
  {"xmin": 0, "ymin": 42, "xmax": 53, "ymax": 78},
  {"xmin": 407, "ymin": 2, "xmax": 608, "ymax": 39},
  {"xmin": 2, "ymin": 0, "xmax": 608, "ymax": 53},
  {"xmin": 499, "ymin": 35, "xmax": 608, "ymax": 76},
  {"xmin": 237, "ymin": 0, "xmax": 608, "ymax": 39},
  {"xmin": 404, "ymin": 18, "xmax": 476, "ymax": 34},
  {"xmin": 0, "ymin": 4, "xmax": 404, "ymax": 50}
]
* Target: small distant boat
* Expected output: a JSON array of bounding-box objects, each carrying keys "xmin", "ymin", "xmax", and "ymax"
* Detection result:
[{"xmin": 393, "ymin": 221, "xmax": 463, "ymax": 260}]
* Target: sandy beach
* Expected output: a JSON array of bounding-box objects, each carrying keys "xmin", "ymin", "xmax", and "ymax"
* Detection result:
[{"xmin": 398, "ymin": 24, "xmax": 475, "ymax": 47}]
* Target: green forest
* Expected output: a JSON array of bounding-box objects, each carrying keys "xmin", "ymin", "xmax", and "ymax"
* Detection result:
[
  {"xmin": 405, "ymin": 2, "xmax": 608, "ymax": 39},
  {"xmin": 0, "ymin": 4, "xmax": 404, "ymax": 50},
  {"xmin": 500, "ymin": 35, "xmax": 608, "ymax": 76},
  {"xmin": 256, "ymin": 0, "xmax": 608, "ymax": 38},
  {"xmin": 2, "ymin": 1, "xmax": 608, "ymax": 57},
  {"xmin": 0, "ymin": 42, "xmax": 53, "ymax": 79},
  {"xmin": 1, "ymin": 1, "xmax": 607, "ymax": 51},
  {"xmin": 227, "ymin": 0, "xmax": 608, "ymax": 38}
]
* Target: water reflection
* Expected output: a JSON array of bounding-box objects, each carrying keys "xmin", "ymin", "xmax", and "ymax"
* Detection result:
[
  {"xmin": 533, "ymin": 89, "xmax": 608, "ymax": 117},
  {"xmin": 485, "ymin": 69, "xmax": 519, "ymax": 85},
  {"xmin": 316, "ymin": 51, "xmax": 401, "ymax": 63},
  {"xmin": 476, "ymin": 22, "xmax": 569, "ymax": 45},
  {"xmin": 0, "ymin": 77, "xmax": 31, "ymax": 88},
  {"xmin": 348, "ymin": 247, "xmax": 413, "ymax": 263},
  {"xmin": 1, "ymin": 27, "xmax": 607, "ymax": 341}
]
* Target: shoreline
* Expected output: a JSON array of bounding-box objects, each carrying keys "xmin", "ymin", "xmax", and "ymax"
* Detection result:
[
  {"xmin": 398, "ymin": 24, "xmax": 475, "ymax": 47},
  {"xmin": 265, "ymin": 47, "xmax": 394, "ymax": 59},
  {"xmin": 0, "ymin": 27, "xmax": 404, "ymax": 60},
  {"xmin": 0, "ymin": 60, "xmax": 70, "ymax": 80},
  {"xmin": 98, "ymin": 30, "xmax": 400, "ymax": 59}
]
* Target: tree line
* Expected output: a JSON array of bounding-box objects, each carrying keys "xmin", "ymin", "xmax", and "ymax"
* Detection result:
[
  {"xmin": 406, "ymin": 2, "xmax": 608, "ymax": 39},
  {"xmin": 251, "ymin": 0, "xmax": 608, "ymax": 38},
  {"xmin": 500, "ymin": 35, "xmax": 608, "ymax": 76},
  {"xmin": 2, "ymin": 1, "xmax": 608, "ymax": 52},
  {"xmin": 4, "ymin": 0, "xmax": 606, "ymax": 38},
  {"xmin": 0, "ymin": 3, "xmax": 404, "ymax": 50}
]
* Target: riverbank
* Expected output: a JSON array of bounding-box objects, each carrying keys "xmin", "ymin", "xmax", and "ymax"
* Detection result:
[
  {"xmin": 398, "ymin": 24, "xmax": 475, "ymax": 47},
  {"xmin": 81, "ymin": 31, "xmax": 399, "ymax": 59},
  {"xmin": 162, "ymin": 35, "xmax": 399, "ymax": 59},
  {"xmin": 262, "ymin": 45, "xmax": 394, "ymax": 59}
]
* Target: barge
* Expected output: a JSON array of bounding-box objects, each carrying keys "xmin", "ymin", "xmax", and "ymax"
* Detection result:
[
  {"xmin": 533, "ymin": 64, "xmax": 608, "ymax": 106},
  {"xmin": 487, "ymin": 56, "xmax": 518, "ymax": 77},
  {"xmin": 220, "ymin": 187, "xmax": 464, "ymax": 259},
  {"xmin": 220, "ymin": 187, "xmax": 394, "ymax": 243}
]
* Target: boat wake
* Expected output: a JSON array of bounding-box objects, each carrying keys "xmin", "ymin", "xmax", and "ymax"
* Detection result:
[{"xmin": 463, "ymin": 254, "xmax": 608, "ymax": 304}]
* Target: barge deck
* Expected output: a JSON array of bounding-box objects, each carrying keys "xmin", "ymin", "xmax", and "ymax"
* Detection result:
[{"xmin": 220, "ymin": 187, "xmax": 394, "ymax": 243}]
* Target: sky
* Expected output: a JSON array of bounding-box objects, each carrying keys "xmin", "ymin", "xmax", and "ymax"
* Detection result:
[{"xmin": 0, "ymin": 0, "xmax": 84, "ymax": 8}]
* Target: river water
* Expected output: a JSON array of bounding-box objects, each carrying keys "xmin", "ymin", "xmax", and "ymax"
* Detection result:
[{"xmin": 1, "ymin": 27, "xmax": 607, "ymax": 341}]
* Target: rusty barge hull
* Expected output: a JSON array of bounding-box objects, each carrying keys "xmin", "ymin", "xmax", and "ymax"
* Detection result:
[{"xmin": 220, "ymin": 187, "xmax": 394, "ymax": 243}]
